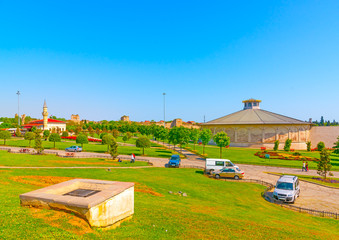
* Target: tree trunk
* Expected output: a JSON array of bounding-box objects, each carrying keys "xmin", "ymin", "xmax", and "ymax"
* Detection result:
[
  {"xmin": 54, "ymin": 141, "xmax": 56, "ymax": 148},
  {"xmin": 220, "ymin": 147, "xmax": 222, "ymax": 159},
  {"xmin": 142, "ymin": 148, "xmax": 145, "ymax": 155},
  {"xmin": 107, "ymin": 144, "xmax": 109, "ymax": 152},
  {"xmin": 29, "ymin": 140, "xmax": 31, "ymax": 147},
  {"xmin": 203, "ymin": 144, "xmax": 205, "ymax": 154},
  {"xmin": 194, "ymin": 143, "xmax": 196, "ymax": 150}
]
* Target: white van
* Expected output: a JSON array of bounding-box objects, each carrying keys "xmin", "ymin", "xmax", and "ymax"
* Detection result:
[
  {"xmin": 273, "ymin": 175, "xmax": 300, "ymax": 203},
  {"xmin": 205, "ymin": 158, "xmax": 238, "ymax": 174}
]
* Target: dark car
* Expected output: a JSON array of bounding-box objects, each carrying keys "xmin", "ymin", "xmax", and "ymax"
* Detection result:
[{"xmin": 168, "ymin": 154, "xmax": 181, "ymax": 168}]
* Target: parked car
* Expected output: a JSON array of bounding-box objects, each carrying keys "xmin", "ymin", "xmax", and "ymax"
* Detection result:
[
  {"xmin": 167, "ymin": 154, "xmax": 181, "ymax": 168},
  {"xmin": 205, "ymin": 158, "xmax": 238, "ymax": 174},
  {"xmin": 65, "ymin": 146, "xmax": 82, "ymax": 152},
  {"xmin": 213, "ymin": 167, "xmax": 244, "ymax": 180},
  {"xmin": 273, "ymin": 175, "xmax": 300, "ymax": 203}
]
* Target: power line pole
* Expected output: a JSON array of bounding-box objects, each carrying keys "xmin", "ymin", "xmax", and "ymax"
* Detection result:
[
  {"xmin": 16, "ymin": 91, "xmax": 20, "ymax": 127},
  {"xmin": 163, "ymin": 93, "xmax": 166, "ymax": 128}
]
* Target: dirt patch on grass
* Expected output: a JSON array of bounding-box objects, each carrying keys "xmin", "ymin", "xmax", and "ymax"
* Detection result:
[
  {"xmin": 134, "ymin": 182, "xmax": 163, "ymax": 197},
  {"xmin": 30, "ymin": 208, "xmax": 94, "ymax": 235},
  {"xmin": 49, "ymin": 160, "xmax": 118, "ymax": 165},
  {"xmin": 10, "ymin": 176, "xmax": 74, "ymax": 187},
  {"xmin": 190, "ymin": 205, "xmax": 220, "ymax": 216}
]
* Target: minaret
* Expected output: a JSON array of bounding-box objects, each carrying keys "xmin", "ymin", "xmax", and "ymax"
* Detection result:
[{"xmin": 42, "ymin": 100, "xmax": 48, "ymax": 130}]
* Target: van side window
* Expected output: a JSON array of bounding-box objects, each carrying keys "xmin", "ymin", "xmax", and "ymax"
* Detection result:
[{"xmin": 215, "ymin": 161, "xmax": 224, "ymax": 166}]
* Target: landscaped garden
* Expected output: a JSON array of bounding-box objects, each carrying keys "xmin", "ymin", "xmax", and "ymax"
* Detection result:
[
  {"xmin": 0, "ymin": 138, "xmax": 178, "ymax": 159},
  {"xmin": 0, "ymin": 150, "xmax": 149, "ymax": 167},
  {"xmin": 185, "ymin": 143, "xmax": 339, "ymax": 171},
  {"xmin": 0, "ymin": 167, "xmax": 338, "ymax": 239}
]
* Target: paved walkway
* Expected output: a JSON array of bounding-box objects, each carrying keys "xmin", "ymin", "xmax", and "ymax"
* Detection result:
[{"xmin": 1, "ymin": 145, "xmax": 339, "ymax": 213}]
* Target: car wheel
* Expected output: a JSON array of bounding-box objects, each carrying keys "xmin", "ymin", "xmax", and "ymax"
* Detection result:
[
  {"xmin": 215, "ymin": 174, "xmax": 220, "ymax": 179},
  {"xmin": 234, "ymin": 175, "xmax": 239, "ymax": 180}
]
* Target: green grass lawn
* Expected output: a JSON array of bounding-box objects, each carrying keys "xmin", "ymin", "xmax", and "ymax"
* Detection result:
[
  {"xmin": 0, "ymin": 168, "xmax": 337, "ymax": 239},
  {"xmin": 187, "ymin": 143, "xmax": 339, "ymax": 171},
  {"xmin": 0, "ymin": 150, "xmax": 149, "ymax": 167},
  {"xmin": 1, "ymin": 139, "xmax": 175, "ymax": 159}
]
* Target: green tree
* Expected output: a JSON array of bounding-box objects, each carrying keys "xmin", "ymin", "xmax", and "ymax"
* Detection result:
[
  {"xmin": 200, "ymin": 128, "xmax": 212, "ymax": 155},
  {"xmin": 34, "ymin": 131, "xmax": 44, "ymax": 154},
  {"xmin": 0, "ymin": 130, "xmax": 11, "ymax": 145},
  {"xmin": 122, "ymin": 135, "xmax": 128, "ymax": 143},
  {"xmin": 306, "ymin": 141, "xmax": 311, "ymax": 152},
  {"xmin": 49, "ymin": 133, "xmax": 61, "ymax": 148},
  {"xmin": 136, "ymin": 136, "xmax": 151, "ymax": 155},
  {"xmin": 15, "ymin": 128, "xmax": 22, "ymax": 137},
  {"xmin": 317, "ymin": 149, "xmax": 332, "ymax": 179},
  {"xmin": 168, "ymin": 127, "xmax": 180, "ymax": 151},
  {"xmin": 158, "ymin": 127, "xmax": 169, "ymax": 145},
  {"xmin": 102, "ymin": 134, "xmax": 114, "ymax": 152},
  {"xmin": 284, "ymin": 139, "xmax": 292, "ymax": 152},
  {"xmin": 317, "ymin": 141, "xmax": 325, "ymax": 151},
  {"xmin": 190, "ymin": 128, "xmax": 200, "ymax": 150},
  {"xmin": 76, "ymin": 134, "xmax": 88, "ymax": 148},
  {"xmin": 273, "ymin": 140, "xmax": 279, "ymax": 151},
  {"xmin": 126, "ymin": 132, "xmax": 132, "ymax": 140},
  {"xmin": 24, "ymin": 132, "xmax": 35, "ymax": 147},
  {"xmin": 61, "ymin": 131, "xmax": 69, "ymax": 137},
  {"xmin": 31, "ymin": 126, "xmax": 37, "ymax": 132},
  {"xmin": 112, "ymin": 129, "xmax": 120, "ymax": 138},
  {"xmin": 109, "ymin": 137, "xmax": 118, "ymax": 159},
  {"xmin": 333, "ymin": 136, "xmax": 339, "ymax": 154},
  {"xmin": 43, "ymin": 130, "xmax": 50, "ymax": 140},
  {"xmin": 177, "ymin": 127, "xmax": 190, "ymax": 152},
  {"xmin": 213, "ymin": 131, "xmax": 230, "ymax": 158}
]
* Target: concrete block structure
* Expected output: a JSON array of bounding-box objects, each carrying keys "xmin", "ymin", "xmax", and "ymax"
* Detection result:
[{"xmin": 20, "ymin": 179, "xmax": 134, "ymax": 228}]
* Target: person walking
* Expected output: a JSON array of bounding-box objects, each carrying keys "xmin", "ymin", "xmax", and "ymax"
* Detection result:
[
  {"xmin": 131, "ymin": 153, "xmax": 135, "ymax": 163},
  {"xmin": 306, "ymin": 161, "xmax": 309, "ymax": 172},
  {"xmin": 302, "ymin": 161, "xmax": 306, "ymax": 172}
]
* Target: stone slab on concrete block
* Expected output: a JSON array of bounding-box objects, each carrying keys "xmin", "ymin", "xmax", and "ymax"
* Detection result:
[{"xmin": 20, "ymin": 179, "xmax": 134, "ymax": 228}]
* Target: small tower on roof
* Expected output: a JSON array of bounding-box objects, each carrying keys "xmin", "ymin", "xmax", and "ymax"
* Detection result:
[
  {"xmin": 42, "ymin": 100, "xmax": 48, "ymax": 130},
  {"xmin": 242, "ymin": 98, "xmax": 261, "ymax": 110}
]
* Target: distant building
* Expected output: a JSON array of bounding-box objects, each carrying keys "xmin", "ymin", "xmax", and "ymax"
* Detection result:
[
  {"xmin": 23, "ymin": 100, "xmax": 67, "ymax": 132},
  {"xmin": 71, "ymin": 114, "xmax": 80, "ymax": 124},
  {"xmin": 121, "ymin": 115, "xmax": 130, "ymax": 122},
  {"xmin": 140, "ymin": 118, "xmax": 199, "ymax": 129},
  {"xmin": 202, "ymin": 99, "xmax": 312, "ymax": 150}
]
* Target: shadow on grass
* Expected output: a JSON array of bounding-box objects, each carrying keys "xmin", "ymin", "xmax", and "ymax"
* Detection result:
[{"xmin": 195, "ymin": 170, "xmax": 204, "ymax": 175}]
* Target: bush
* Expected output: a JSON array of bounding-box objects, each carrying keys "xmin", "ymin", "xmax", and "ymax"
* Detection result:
[
  {"xmin": 273, "ymin": 140, "xmax": 279, "ymax": 151},
  {"xmin": 317, "ymin": 141, "xmax": 325, "ymax": 151},
  {"xmin": 284, "ymin": 139, "xmax": 292, "ymax": 152},
  {"xmin": 61, "ymin": 131, "xmax": 69, "ymax": 137},
  {"xmin": 306, "ymin": 141, "xmax": 311, "ymax": 152},
  {"xmin": 293, "ymin": 152, "xmax": 301, "ymax": 156}
]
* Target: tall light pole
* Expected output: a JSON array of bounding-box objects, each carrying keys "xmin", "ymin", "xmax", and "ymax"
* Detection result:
[
  {"xmin": 163, "ymin": 93, "xmax": 166, "ymax": 128},
  {"xmin": 16, "ymin": 91, "xmax": 20, "ymax": 127}
]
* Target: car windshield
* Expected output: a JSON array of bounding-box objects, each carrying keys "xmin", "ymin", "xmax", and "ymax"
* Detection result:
[
  {"xmin": 276, "ymin": 182, "xmax": 293, "ymax": 190},
  {"xmin": 170, "ymin": 156, "xmax": 180, "ymax": 160}
]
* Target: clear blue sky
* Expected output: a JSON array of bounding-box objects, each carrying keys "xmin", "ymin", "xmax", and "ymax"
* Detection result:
[{"xmin": 0, "ymin": 1, "xmax": 338, "ymax": 122}]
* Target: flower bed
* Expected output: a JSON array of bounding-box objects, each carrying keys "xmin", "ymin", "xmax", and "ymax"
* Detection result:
[
  {"xmin": 311, "ymin": 177, "xmax": 339, "ymax": 184},
  {"xmin": 61, "ymin": 136, "xmax": 102, "ymax": 142},
  {"xmin": 254, "ymin": 151, "xmax": 318, "ymax": 161}
]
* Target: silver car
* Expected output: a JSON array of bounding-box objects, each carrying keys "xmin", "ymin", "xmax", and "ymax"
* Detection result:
[{"xmin": 273, "ymin": 175, "xmax": 300, "ymax": 203}]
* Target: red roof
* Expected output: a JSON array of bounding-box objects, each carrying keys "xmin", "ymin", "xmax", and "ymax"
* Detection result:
[
  {"xmin": 28, "ymin": 118, "xmax": 66, "ymax": 124},
  {"xmin": 23, "ymin": 118, "xmax": 66, "ymax": 128}
]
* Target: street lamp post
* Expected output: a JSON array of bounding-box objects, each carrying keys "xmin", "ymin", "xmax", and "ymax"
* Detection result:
[
  {"xmin": 16, "ymin": 91, "xmax": 20, "ymax": 127},
  {"xmin": 163, "ymin": 93, "xmax": 166, "ymax": 128}
]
